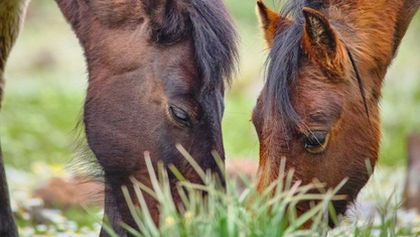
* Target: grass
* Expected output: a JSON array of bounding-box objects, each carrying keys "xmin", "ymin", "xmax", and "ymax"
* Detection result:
[
  {"xmin": 9, "ymin": 153, "xmax": 420, "ymax": 236},
  {"xmin": 100, "ymin": 150, "xmax": 420, "ymax": 237},
  {"xmin": 0, "ymin": 78, "xmax": 83, "ymax": 169}
]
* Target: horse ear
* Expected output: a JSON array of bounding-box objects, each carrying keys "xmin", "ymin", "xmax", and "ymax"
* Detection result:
[
  {"xmin": 55, "ymin": 0, "xmax": 80, "ymax": 29},
  {"xmin": 302, "ymin": 7, "xmax": 345, "ymax": 72},
  {"xmin": 256, "ymin": 0, "xmax": 290, "ymax": 47}
]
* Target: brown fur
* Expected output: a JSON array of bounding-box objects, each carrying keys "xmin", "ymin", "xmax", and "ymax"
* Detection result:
[
  {"xmin": 256, "ymin": 0, "xmax": 291, "ymax": 46},
  {"xmin": 0, "ymin": 1, "xmax": 29, "ymax": 236},
  {"xmin": 255, "ymin": 0, "xmax": 419, "ymax": 222},
  {"xmin": 55, "ymin": 1, "xmax": 238, "ymax": 236},
  {"xmin": 1, "ymin": 1, "xmax": 237, "ymax": 236},
  {"xmin": 0, "ymin": 0, "xmax": 28, "ymax": 107}
]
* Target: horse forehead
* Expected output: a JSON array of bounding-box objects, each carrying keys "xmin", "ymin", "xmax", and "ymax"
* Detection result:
[
  {"xmin": 293, "ymin": 69, "xmax": 341, "ymax": 104},
  {"xmin": 158, "ymin": 47, "xmax": 201, "ymax": 88}
]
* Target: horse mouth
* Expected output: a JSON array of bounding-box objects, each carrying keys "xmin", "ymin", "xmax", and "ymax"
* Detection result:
[{"xmin": 292, "ymin": 197, "xmax": 350, "ymax": 228}]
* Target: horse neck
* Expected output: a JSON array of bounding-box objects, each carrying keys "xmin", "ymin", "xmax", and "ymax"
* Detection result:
[
  {"xmin": 0, "ymin": 2, "xmax": 27, "ymax": 236},
  {"xmin": 0, "ymin": 0, "xmax": 28, "ymax": 106},
  {"xmin": 328, "ymin": 0, "xmax": 418, "ymax": 96}
]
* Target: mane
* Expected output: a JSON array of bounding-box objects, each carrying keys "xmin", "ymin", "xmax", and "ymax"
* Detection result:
[
  {"xmin": 150, "ymin": 0, "xmax": 238, "ymax": 91},
  {"xmin": 263, "ymin": 0, "xmax": 327, "ymax": 131}
]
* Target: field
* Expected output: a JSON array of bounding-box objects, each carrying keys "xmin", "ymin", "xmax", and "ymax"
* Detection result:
[{"xmin": 1, "ymin": 1, "xmax": 420, "ymax": 236}]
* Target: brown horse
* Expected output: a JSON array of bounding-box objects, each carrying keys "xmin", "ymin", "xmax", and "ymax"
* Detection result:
[
  {"xmin": 0, "ymin": 1, "xmax": 29, "ymax": 236},
  {"xmin": 0, "ymin": 0, "xmax": 237, "ymax": 236},
  {"xmin": 253, "ymin": 0, "xmax": 419, "ymax": 222}
]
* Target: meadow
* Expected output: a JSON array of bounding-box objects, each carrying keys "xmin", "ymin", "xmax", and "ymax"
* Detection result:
[{"xmin": 1, "ymin": 1, "xmax": 419, "ymax": 236}]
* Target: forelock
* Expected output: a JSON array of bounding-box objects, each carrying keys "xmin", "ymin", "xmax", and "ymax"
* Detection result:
[
  {"xmin": 149, "ymin": 0, "xmax": 238, "ymax": 92},
  {"xmin": 263, "ymin": 0, "xmax": 326, "ymax": 134}
]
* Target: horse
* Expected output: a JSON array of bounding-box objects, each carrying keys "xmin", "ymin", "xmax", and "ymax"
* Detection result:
[
  {"xmin": 0, "ymin": 0, "xmax": 238, "ymax": 236},
  {"xmin": 0, "ymin": 1, "xmax": 29, "ymax": 236},
  {"xmin": 253, "ymin": 0, "xmax": 419, "ymax": 224}
]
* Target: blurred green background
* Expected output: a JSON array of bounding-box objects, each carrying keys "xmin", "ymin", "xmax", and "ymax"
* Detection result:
[{"xmin": 1, "ymin": 1, "xmax": 419, "ymax": 171}]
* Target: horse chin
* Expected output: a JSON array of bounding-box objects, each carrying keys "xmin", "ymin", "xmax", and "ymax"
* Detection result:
[
  {"xmin": 329, "ymin": 199, "xmax": 352, "ymax": 227},
  {"xmin": 292, "ymin": 196, "xmax": 352, "ymax": 228}
]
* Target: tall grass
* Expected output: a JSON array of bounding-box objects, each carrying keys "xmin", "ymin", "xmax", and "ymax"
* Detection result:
[
  {"xmin": 103, "ymin": 148, "xmax": 420, "ymax": 237},
  {"xmin": 1, "ymin": 1, "xmax": 419, "ymax": 171}
]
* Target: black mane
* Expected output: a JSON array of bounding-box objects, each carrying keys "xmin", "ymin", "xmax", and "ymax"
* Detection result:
[
  {"xmin": 150, "ymin": 0, "xmax": 238, "ymax": 91},
  {"xmin": 263, "ymin": 0, "xmax": 325, "ymax": 130}
]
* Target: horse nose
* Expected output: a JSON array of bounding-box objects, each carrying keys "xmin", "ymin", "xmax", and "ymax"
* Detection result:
[{"xmin": 208, "ymin": 117, "xmax": 225, "ymax": 161}]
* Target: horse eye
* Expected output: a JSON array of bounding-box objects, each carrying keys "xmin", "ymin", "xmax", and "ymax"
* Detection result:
[
  {"xmin": 303, "ymin": 131, "xmax": 330, "ymax": 154},
  {"xmin": 169, "ymin": 105, "xmax": 192, "ymax": 128}
]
